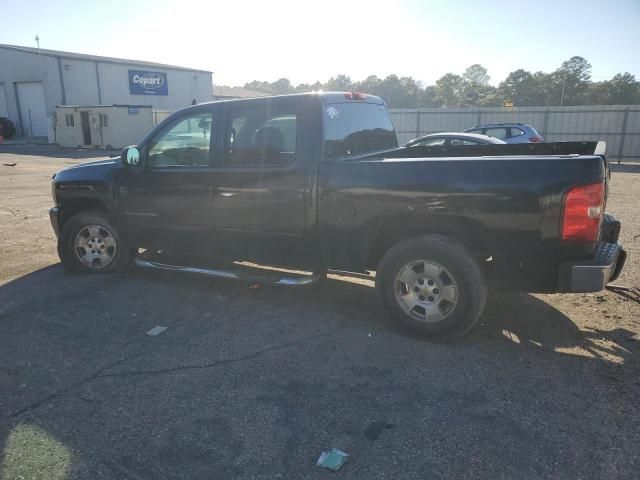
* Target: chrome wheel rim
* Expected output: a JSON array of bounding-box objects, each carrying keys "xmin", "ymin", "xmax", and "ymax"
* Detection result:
[
  {"xmin": 394, "ymin": 260, "xmax": 459, "ymax": 323},
  {"xmin": 74, "ymin": 224, "xmax": 117, "ymax": 269}
]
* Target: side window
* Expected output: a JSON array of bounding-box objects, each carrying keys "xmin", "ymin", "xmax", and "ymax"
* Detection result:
[
  {"xmin": 449, "ymin": 138, "xmax": 481, "ymax": 146},
  {"xmin": 416, "ymin": 138, "xmax": 446, "ymax": 146},
  {"xmin": 510, "ymin": 127, "xmax": 525, "ymax": 138},
  {"xmin": 65, "ymin": 114, "xmax": 74, "ymax": 127},
  {"xmin": 147, "ymin": 112, "xmax": 213, "ymax": 167},
  {"xmin": 224, "ymin": 106, "xmax": 297, "ymax": 167},
  {"xmin": 484, "ymin": 127, "xmax": 508, "ymax": 140}
]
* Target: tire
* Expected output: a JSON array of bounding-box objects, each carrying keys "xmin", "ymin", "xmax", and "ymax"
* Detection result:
[
  {"xmin": 376, "ymin": 235, "xmax": 488, "ymax": 339},
  {"xmin": 58, "ymin": 210, "xmax": 132, "ymax": 273}
]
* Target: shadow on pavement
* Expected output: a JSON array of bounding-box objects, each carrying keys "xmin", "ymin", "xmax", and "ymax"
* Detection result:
[
  {"xmin": 0, "ymin": 144, "xmax": 119, "ymax": 160},
  {"xmin": 0, "ymin": 265, "xmax": 638, "ymax": 479}
]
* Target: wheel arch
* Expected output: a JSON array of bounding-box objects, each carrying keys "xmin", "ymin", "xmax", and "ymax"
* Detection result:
[
  {"xmin": 59, "ymin": 197, "xmax": 111, "ymax": 229},
  {"xmin": 363, "ymin": 214, "xmax": 492, "ymax": 270}
]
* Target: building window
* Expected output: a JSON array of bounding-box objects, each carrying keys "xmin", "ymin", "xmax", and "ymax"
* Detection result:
[
  {"xmin": 99, "ymin": 114, "xmax": 109, "ymax": 128},
  {"xmin": 65, "ymin": 114, "xmax": 74, "ymax": 127}
]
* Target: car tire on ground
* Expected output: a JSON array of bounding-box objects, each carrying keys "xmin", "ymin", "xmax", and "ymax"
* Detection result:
[
  {"xmin": 376, "ymin": 235, "xmax": 488, "ymax": 339},
  {"xmin": 58, "ymin": 210, "xmax": 132, "ymax": 273}
]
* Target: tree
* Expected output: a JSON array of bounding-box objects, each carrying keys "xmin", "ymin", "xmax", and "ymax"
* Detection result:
[
  {"xmin": 235, "ymin": 56, "xmax": 637, "ymax": 108},
  {"xmin": 434, "ymin": 73, "xmax": 465, "ymax": 106},
  {"xmin": 325, "ymin": 75, "xmax": 354, "ymax": 91},
  {"xmin": 555, "ymin": 56, "xmax": 592, "ymax": 105},
  {"xmin": 295, "ymin": 81, "xmax": 323, "ymax": 93},
  {"xmin": 498, "ymin": 69, "xmax": 538, "ymax": 106},
  {"xmin": 270, "ymin": 78, "xmax": 294, "ymax": 95},
  {"xmin": 463, "ymin": 64, "xmax": 490, "ymax": 85},
  {"xmin": 605, "ymin": 73, "xmax": 640, "ymax": 104},
  {"xmin": 243, "ymin": 80, "xmax": 273, "ymax": 93}
]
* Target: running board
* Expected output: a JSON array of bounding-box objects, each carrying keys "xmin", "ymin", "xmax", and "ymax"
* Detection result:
[{"xmin": 134, "ymin": 252, "xmax": 323, "ymax": 286}]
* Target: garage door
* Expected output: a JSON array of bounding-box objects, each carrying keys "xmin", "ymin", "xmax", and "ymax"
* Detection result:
[
  {"xmin": 17, "ymin": 82, "xmax": 48, "ymax": 137},
  {"xmin": 0, "ymin": 83, "xmax": 8, "ymax": 118}
]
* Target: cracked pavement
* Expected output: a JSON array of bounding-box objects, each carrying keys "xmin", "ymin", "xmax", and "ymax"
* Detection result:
[{"xmin": 1, "ymin": 146, "xmax": 639, "ymax": 479}]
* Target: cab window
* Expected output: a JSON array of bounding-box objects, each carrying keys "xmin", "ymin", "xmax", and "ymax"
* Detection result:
[
  {"xmin": 147, "ymin": 112, "xmax": 213, "ymax": 167},
  {"xmin": 324, "ymin": 102, "xmax": 397, "ymax": 159},
  {"xmin": 224, "ymin": 106, "xmax": 297, "ymax": 168}
]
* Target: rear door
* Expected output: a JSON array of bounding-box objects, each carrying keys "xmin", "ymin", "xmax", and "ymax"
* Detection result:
[{"xmin": 208, "ymin": 99, "xmax": 310, "ymax": 264}]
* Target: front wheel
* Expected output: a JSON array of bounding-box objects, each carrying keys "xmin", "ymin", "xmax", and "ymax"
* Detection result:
[
  {"xmin": 376, "ymin": 235, "xmax": 488, "ymax": 339},
  {"xmin": 58, "ymin": 210, "xmax": 132, "ymax": 273}
]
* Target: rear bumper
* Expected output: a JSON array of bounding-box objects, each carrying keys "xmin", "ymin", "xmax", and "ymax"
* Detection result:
[
  {"xmin": 49, "ymin": 207, "xmax": 61, "ymax": 237},
  {"xmin": 558, "ymin": 242, "xmax": 626, "ymax": 293}
]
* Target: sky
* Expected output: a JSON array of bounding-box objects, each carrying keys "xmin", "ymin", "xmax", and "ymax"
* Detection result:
[{"xmin": 1, "ymin": 0, "xmax": 639, "ymax": 87}]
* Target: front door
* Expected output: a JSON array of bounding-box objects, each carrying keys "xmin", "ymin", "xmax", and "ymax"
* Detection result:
[
  {"xmin": 80, "ymin": 111, "xmax": 92, "ymax": 145},
  {"xmin": 209, "ymin": 101, "xmax": 311, "ymax": 266},
  {"xmin": 117, "ymin": 108, "xmax": 217, "ymax": 254}
]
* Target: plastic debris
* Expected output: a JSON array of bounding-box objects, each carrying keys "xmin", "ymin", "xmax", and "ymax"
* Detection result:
[
  {"xmin": 146, "ymin": 326, "xmax": 168, "ymax": 336},
  {"xmin": 249, "ymin": 283, "xmax": 261, "ymax": 289},
  {"xmin": 316, "ymin": 448, "xmax": 349, "ymax": 471}
]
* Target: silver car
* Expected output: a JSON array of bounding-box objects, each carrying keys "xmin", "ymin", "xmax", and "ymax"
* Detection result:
[{"xmin": 404, "ymin": 132, "xmax": 506, "ymax": 147}]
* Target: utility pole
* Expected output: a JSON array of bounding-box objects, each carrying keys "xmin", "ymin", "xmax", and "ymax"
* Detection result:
[{"xmin": 560, "ymin": 79, "xmax": 566, "ymax": 106}]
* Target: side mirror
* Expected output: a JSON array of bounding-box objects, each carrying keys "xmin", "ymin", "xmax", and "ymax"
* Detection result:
[{"xmin": 121, "ymin": 146, "xmax": 141, "ymax": 166}]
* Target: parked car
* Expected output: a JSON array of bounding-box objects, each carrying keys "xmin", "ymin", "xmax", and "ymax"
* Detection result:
[
  {"xmin": 49, "ymin": 92, "xmax": 625, "ymax": 338},
  {"xmin": 465, "ymin": 122, "xmax": 544, "ymax": 143},
  {"xmin": 403, "ymin": 132, "xmax": 506, "ymax": 147}
]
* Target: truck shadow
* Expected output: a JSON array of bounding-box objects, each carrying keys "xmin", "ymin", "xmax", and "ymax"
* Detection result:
[
  {"xmin": 474, "ymin": 291, "xmax": 639, "ymax": 364},
  {"xmin": 0, "ymin": 265, "xmax": 638, "ymax": 478},
  {"xmin": 0, "ymin": 144, "xmax": 118, "ymax": 160}
]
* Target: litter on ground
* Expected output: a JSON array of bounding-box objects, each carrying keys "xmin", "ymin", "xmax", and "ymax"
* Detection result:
[
  {"xmin": 316, "ymin": 448, "xmax": 349, "ymax": 471},
  {"xmin": 146, "ymin": 326, "xmax": 168, "ymax": 336}
]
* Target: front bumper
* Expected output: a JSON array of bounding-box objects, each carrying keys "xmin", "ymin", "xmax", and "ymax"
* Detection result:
[
  {"xmin": 49, "ymin": 207, "xmax": 61, "ymax": 237},
  {"xmin": 558, "ymin": 242, "xmax": 626, "ymax": 293}
]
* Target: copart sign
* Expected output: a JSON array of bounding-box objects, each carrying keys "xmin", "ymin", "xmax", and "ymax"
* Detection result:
[{"xmin": 128, "ymin": 70, "xmax": 168, "ymax": 95}]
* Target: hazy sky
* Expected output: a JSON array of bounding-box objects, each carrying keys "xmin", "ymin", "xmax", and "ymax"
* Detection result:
[{"xmin": 2, "ymin": 0, "xmax": 639, "ymax": 87}]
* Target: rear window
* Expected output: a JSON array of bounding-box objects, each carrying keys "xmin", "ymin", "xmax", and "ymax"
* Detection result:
[{"xmin": 324, "ymin": 103, "xmax": 397, "ymax": 159}]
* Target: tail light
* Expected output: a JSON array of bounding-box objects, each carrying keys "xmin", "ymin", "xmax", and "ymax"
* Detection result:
[
  {"xmin": 344, "ymin": 92, "xmax": 367, "ymax": 100},
  {"xmin": 529, "ymin": 136, "xmax": 543, "ymax": 143},
  {"xmin": 561, "ymin": 182, "xmax": 605, "ymax": 242}
]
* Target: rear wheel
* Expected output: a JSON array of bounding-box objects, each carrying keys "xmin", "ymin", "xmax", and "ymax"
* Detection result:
[
  {"xmin": 376, "ymin": 235, "xmax": 488, "ymax": 338},
  {"xmin": 58, "ymin": 211, "xmax": 132, "ymax": 273}
]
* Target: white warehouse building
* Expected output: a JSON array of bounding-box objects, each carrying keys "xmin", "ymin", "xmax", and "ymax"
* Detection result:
[{"xmin": 0, "ymin": 44, "xmax": 213, "ymax": 140}]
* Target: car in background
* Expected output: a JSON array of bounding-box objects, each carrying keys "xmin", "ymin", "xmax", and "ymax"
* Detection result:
[
  {"xmin": 403, "ymin": 132, "xmax": 506, "ymax": 147},
  {"xmin": 464, "ymin": 123, "xmax": 544, "ymax": 144}
]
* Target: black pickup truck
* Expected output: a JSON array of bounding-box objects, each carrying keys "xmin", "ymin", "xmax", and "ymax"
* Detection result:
[{"xmin": 50, "ymin": 92, "xmax": 626, "ymax": 338}]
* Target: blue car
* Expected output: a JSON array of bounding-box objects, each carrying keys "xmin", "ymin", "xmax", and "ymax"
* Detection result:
[{"xmin": 464, "ymin": 122, "xmax": 544, "ymax": 144}]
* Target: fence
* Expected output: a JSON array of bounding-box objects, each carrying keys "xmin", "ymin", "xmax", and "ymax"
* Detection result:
[{"xmin": 389, "ymin": 105, "xmax": 640, "ymax": 163}]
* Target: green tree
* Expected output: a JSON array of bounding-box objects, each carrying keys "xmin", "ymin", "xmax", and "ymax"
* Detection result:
[
  {"xmin": 498, "ymin": 69, "xmax": 537, "ymax": 106},
  {"xmin": 270, "ymin": 78, "xmax": 294, "ymax": 95},
  {"xmin": 605, "ymin": 73, "xmax": 640, "ymax": 104},
  {"xmin": 325, "ymin": 75, "xmax": 354, "ymax": 91},
  {"xmin": 463, "ymin": 64, "xmax": 490, "ymax": 85},
  {"xmin": 555, "ymin": 56, "xmax": 592, "ymax": 105},
  {"xmin": 434, "ymin": 73, "xmax": 465, "ymax": 106}
]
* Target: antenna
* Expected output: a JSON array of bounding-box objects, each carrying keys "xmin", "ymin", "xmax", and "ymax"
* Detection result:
[{"xmin": 35, "ymin": 35, "xmax": 40, "ymax": 50}]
